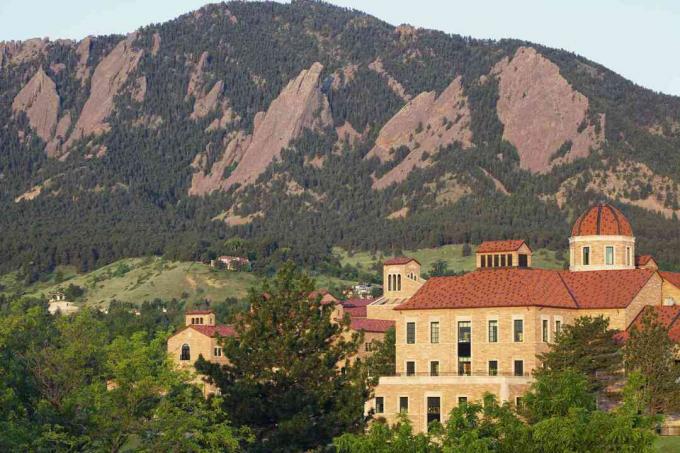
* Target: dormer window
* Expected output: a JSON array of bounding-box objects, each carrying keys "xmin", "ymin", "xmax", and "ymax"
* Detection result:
[
  {"xmin": 582, "ymin": 246, "xmax": 590, "ymax": 266},
  {"xmin": 605, "ymin": 246, "xmax": 614, "ymax": 265}
]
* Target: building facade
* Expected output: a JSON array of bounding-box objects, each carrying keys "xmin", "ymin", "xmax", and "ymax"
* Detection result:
[{"xmin": 369, "ymin": 204, "xmax": 680, "ymax": 432}]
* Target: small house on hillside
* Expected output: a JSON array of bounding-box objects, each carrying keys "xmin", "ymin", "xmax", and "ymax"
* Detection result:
[{"xmin": 210, "ymin": 255, "xmax": 251, "ymax": 271}]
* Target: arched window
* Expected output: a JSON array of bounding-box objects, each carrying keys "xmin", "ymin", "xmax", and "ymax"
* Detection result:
[
  {"xmin": 180, "ymin": 344, "xmax": 191, "ymax": 361},
  {"xmin": 397, "ymin": 274, "xmax": 402, "ymax": 291}
]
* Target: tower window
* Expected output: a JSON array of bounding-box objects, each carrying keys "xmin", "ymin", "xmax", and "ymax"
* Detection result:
[
  {"xmin": 606, "ymin": 246, "xmax": 614, "ymax": 265},
  {"xmin": 582, "ymin": 247, "xmax": 590, "ymax": 266},
  {"xmin": 507, "ymin": 254, "xmax": 513, "ymax": 266},
  {"xmin": 626, "ymin": 247, "xmax": 631, "ymax": 266}
]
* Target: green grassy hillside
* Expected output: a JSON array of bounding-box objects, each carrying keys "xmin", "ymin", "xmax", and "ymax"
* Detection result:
[{"xmin": 335, "ymin": 244, "xmax": 566, "ymax": 275}]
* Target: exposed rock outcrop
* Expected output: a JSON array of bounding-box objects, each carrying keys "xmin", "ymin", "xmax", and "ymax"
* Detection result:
[
  {"xmin": 189, "ymin": 131, "xmax": 251, "ymax": 196},
  {"xmin": 222, "ymin": 62, "xmax": 332, "ymax": 188},
  {"xmin": 493, "ymin": 46, "xmax": 604, "ymax": 173},
  {"xmin": 187, "ymin": 51, "xmax": 209, "ymax": 98},
  {"xmin": 191, "ymin": 80, "xmax": 223, "ymax": 119},
  {"xmin": 12, "ymin": 67, "xmax": 60, "ymax": 143},
  {"xmin": 65, "ymin": 34, "xmax": 143, "ymax": 149},
  {"xmin": 45, "ymin": 112, "xmax": 72, "ymax": 157},
  {"xmin": 151, "ymin": 33, "xmax": 161, "ymax": 56},
  {"xmin": 75, "ymin": 37, "xmax": 92, "ymax": 83},
  {"xmin": 132, "ymin": 76, "xmax": 147, "ymax": 102},
  {"xmin": 367, "ymin": 76, "xmax": 473, "ymax": 189},
  {"xmin": 1, "ymin": 38, "xmax": 49, "ymax": 66},
  {"xmin": 368, "ymin": 58, "xmax": 410, "ymax": 101}
]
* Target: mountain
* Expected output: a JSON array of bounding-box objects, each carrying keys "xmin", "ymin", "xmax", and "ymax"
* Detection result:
[{"xmin": 1, "ymin": 0, "xmax": 680, "ymax": 278}]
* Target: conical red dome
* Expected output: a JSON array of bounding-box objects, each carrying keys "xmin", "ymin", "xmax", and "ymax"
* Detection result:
[{"xmin": 571, "ymin": 204, "xmax": 633, "ymax": 237}]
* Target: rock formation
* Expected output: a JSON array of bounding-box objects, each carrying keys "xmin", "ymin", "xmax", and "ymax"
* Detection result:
[
  {"xmin": 75, "ymin": 37, "xmax": 92, "ymax": 83},
  {"xmin": 221, "ymin": 62, "xmax": 332, "ymax": 188},
  {"xmin": 187, "ymin": 51, "xmax": 209, "ymax": 98},
  {"xmin": 12, "ymin": 67, "xmax": 60, "ymax": 143},
  {"xmin": 493, "ymin": 46, "xmax": 604, "ymax": 173},
  {"xmin": 191, "ymin": 80, "xmax": 223, "ymax": 119},
  {"xmin": 189, "ymin": 131, "xmax": 251, "ymax": 196},
  {"xmin": 65, "ymin": 34, "xmax": 143, "ymax": 149},
  {"xmin": 367, "ymin": 76, "xmax": 473, "ymax": 189},
  {"xmin": 368, "ymin": 58, "xmax": 411, "ymax": 101}
]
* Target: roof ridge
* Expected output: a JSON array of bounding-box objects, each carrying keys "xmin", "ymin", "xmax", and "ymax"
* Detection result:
[{"xmin": 557, "ymin": 271, "xmax": 580, "ymax": 308}]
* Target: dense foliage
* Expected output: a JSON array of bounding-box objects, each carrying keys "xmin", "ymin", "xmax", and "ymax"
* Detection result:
[{"xmin": 1, "ymin": 0, "xmax": 680, "ymax": 280}]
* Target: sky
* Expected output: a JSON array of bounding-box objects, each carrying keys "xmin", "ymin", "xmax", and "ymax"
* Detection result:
[{"xmin": 1, "ymin": 0, "xmax": 679, "ymax": 96}]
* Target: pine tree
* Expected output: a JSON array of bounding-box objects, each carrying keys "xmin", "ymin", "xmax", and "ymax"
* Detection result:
[{"xmin": 196, "ymin": 262, "xmax": 369, "ymax": 452}]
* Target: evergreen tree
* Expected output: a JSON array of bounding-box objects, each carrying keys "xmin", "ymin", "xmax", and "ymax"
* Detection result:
[
  {"xmin": 196, "ymin": 262, "xmax": 369, "ymax": 452},
  {"xmin": 536, "ymin": 316, "xmax": 622, "ymax": 392}
]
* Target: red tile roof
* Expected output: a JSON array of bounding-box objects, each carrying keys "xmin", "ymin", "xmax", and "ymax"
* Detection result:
[
  {"xmin": 477, "ymin": 240, "xmax": 529, "ymax": 253},
  {"xmin": 660, "ymin": 272, "xmax": 680, "ymax": 289},
  {"xmin": 635, "ymin": 255, "xmax": 655, "ymax": 266},
  {"xmin": 341, "ymin": 298, "xmax": 373, "ymax": 318},
  {"xmin": 397, "ymin": 268, "xmax": 656, "ymax": 311},
  {"xmin": 186, "ymin": 310, "xmax": 214, "ymax": 315},
  {"xmin": 384, "ymin": 256, "xmax": 419, "ymax": 265},
  {"xmin": 189, "ymin": 324, "xmax": 236, "ymax": 337},
  {"xmin": 571, "ymin": 204, "xmax": 633, "ymax": 236},
  {"xmin": 626, "ymin": 305, "xmax": 680, "ymax": 342},
  {"xmin": 558, "ymin": 269, "xmax": 655, "ymax": 309},
  {"xmin": 350, "ymin": 318, "xmax": 395, "ymax": 333}
]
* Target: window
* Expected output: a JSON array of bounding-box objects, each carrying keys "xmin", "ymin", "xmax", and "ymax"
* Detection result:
[
  {"xmin": 515, "ymin": 397, "xmax": 524, "ymax": 408},
  {"xmin": 582, "ymin": 246, "xmax": 590, "ymax": 266},
  {"xmin": 458, "ymin": 358, "xmax": 471, "ymax": 376},
  {"xmin": 214, "ymin": 346, "xmax": 222, "ymax": 357},
  {"xmin": 542, "ymin": 319, "xmax": 549, "ymax": 342},
  {"xmin": 365, "ymin": 342, "xmax": 373, "ymax": 352},
  {"xmin": 518, "ymin": 254, "xmax": 528, "ymax": 267},
  {"xmin": 406, "ymin": 361, "xmax": 416, "ymax": 376},
  {"xmin": 397, "ymin": 274, "xmax": 402, "ymax": 291},
  {"xmin": 493, "ymin": 254, "xmax": 500, "ymax": 267},
  {"xmin": 514, "ymin": 360, "xmax": 524, "ymax": 376},
  {"xmin": 488, "ymin": 320, "xmax": 498, "ymax": 343},
  {"xmin": 406, "ymin": 322, "xmax": 416, "ymax": 344},
  {"xmin": 480, "ymin": 255, "xmax": 486, "ymax": 268},
  {"xmin": 427, "ymin": 397, "xmax": 441, "ymax": 427},
  {"xmin": 555, "ymin": 320, "xmax": 562, "ymax": 336},
  {"xmin": 507, "ymin": 254, "xmax": 513, "ymax": 267},
  {"xmin": 430, "ymin": 361, "xmax": 440, "ymax": 376},
  {"xmin": 500, "ymin": 254, "xmax": 507, "ymax": 267},
  {"xmin": 606, "ymin": 246, "xmax": 614, "ymax": 265},
  {"xmin": 375, "ymin": 397, "xmax": 384, "ymax": 413},
  {"xmin": 626, "ymin": 246, "xmax": 631, "ymax": 266},
  {"xmin": 486, "ymin": 255, "xmax": 493, "ymax": 268},
  {"xmin": 430, "ymin": 321, "xmax": 440, "ymax": 344},
  {"xmin": 489, "ymin": 360, "xmax": 498, "ymax": 376},
  {"xmin": 180, "ymin": 344, "xmax": 191, "ymax": 361},
  {"xmin": 458, "ymin": 396, "xmax": 468, "ymax": 405},
  {"xmin": 513, "ymin": 319, "xmax": 524, "ymax": 342},
  {"xmin": 458, "ymin": 321, "xmax": 471, "ymax": 343},
  {"xmin": 399, "ymin": 396, "xmax": 409, "ymax": 413}
]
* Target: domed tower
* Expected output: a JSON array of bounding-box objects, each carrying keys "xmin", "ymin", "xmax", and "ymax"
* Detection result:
[{"xmin": 569, "ymin": 204, "xmax": 635, "ymax": 271}]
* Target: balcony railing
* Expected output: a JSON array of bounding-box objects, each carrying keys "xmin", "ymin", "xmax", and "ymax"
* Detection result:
[{"xmin": 385, "ymin": 371, "xmax": 532, "ymax": 378}]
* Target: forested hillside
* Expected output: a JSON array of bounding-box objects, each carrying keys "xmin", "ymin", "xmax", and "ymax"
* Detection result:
[{"xmin": 2, "ymin": 0, "xmax": 680, "ymax": 279}]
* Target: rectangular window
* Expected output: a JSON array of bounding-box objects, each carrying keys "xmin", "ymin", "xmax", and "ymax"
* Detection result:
[
  {"xmin": 214, "ymin": 347, "xmax": 222, "ymax": 357},
  {"xmin": 486, "ymin": 255, "xmax": 493, "ymax": 268},
  {"xmin": 427, "ymin": 397, "xmax": 441, "ymax": 427},
  {"xmin": 365, "ymin": 342, "xmax": 373, "ymax": 352},
  {"xmin": 500, "ymin": 254, "xmax": 507, "ymax": 267},
  {"xmin": 513, "ymin": 319, "xmax": 524, "ymax": 342},
  {"xmin": 430, "ymin": 322, "xmax": 440, "ymax": 344},
  {"xmin": 430, "ymin": 361, "xmax": 440, "ymax": 376},
  {"xmin": 507, "ymin": 254, "xmax": 513, "ymax": 267},
  {"xmin": 555, "ymin": 320, "xmax": 562, "ymax": 336},
  {"xmin": 488, "ymin": 320, "xmax": 498, "ymax": 343},
  {"xmin": 582, "ymin": 246, "xmax": 590, "ymax": 266},
  {"xmin": 458, "ymin": 321, "xmax": 471, "ymax": 343},
  {"xmin": 458, "ymin": 358, "xmax": 471, "ymax": 376},
  {"xmin": 626, "ymin": 247, "xmax": 631, "ymax": 266},
  {"xmin": 606, "ymin": 246, "xmax": 614, "ymax": 265},
  {"xmin": 406, "ymin": 361, "xmax": 416, "ymax": 376},
  {"xmin": 480, "ymin": 255, "xmax": 486, "ymax": 268},
  {"xmin": 515, "ymin": 397, "xmax": 524, "ymax": 408},
  {"xmin": 399, "ymin": 396, "xmax": 409, "ymax": 413},
  {"xmin": 493, "ymin": 254, "xmax": 500, "ymax": 267},
  {"xmin": 397, "ymin": 274, "xmax": 402, "ymax": 291},
  {"xmin": 375, "ymin": 397, "xmax": 384, "ymax": 413},
  {"xmin": 514, "ymin": 360, "xmax": 524, "ymax": 376},
  {"xmin": 406, "ymin": 322, "xmax": 416, "ymax": 344},
  {"xmin": 542, "ymin": 319, "xmax": 549, "ymax": 342},
  {"xmin": 489, "ymin": 360, "xmax": 498, "ymax": 376},
  {"xmin": 458, "ymin": 396, "xmax": 468, "ymax": 405}
]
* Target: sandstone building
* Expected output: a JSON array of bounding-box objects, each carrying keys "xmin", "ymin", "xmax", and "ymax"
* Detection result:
[{"xmin": 369, "ymin": 203, "xmax": 680, "ymax": 432}]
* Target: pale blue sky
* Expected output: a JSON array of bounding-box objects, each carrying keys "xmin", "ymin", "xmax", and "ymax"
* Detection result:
[{"xmin": 1, "ymin": 0, "xmax": 679, "ymax": 96}]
